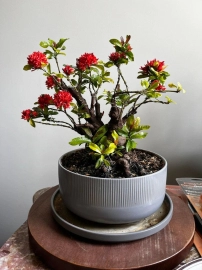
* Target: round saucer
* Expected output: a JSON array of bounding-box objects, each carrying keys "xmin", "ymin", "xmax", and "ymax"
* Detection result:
[{"xmin": 51, "ymin": 188, "xmax": 173, "ymax": 242}]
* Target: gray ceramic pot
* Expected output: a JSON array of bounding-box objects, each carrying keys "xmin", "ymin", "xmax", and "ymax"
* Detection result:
[{"xmin": 58, "ymin": 149, "xmax": 167, "ymax": 224}]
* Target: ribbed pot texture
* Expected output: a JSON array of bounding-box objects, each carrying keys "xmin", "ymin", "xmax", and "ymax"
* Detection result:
[{"xmin": 58, "ymin": 149, "xmax": 167, "ymax": 224}]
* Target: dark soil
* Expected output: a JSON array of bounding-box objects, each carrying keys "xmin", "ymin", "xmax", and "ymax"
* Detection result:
[{"xmin": 61, "ymin": 148, "xmax": 165, "ymax": 178}]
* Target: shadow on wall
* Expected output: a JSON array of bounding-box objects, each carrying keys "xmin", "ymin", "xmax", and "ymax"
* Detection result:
[{"xmin": 167, "ymin": 153, "xmax": 202, "ymax": 185}]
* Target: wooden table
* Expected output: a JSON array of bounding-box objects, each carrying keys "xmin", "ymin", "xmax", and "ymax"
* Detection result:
[{"xmin": 0, "ymin": 185, "xmax": 201, "ymax": 270}]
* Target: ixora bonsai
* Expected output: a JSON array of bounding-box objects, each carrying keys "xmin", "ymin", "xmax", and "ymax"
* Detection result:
[{"xmin": 22, "ymin": 35, "xmax": 185, "ymax": 224}]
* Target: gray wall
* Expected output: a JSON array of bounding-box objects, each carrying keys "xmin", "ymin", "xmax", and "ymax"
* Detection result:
[{"xmin": 1, "ymin": 0, "xmax": 202, "ymax": 246}]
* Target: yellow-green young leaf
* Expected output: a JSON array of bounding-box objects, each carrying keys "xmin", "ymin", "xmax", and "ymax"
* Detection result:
[
  {"xmin": 148, "ymin": 81, "xmax": 159, "ymax": 90},
  {"xmin": 177, "ymin": 82, "xmax": 186, "ymax": 93},
  {"xmin": 89, "ymin": 143, "xmax": 102, "ymax": 154},
  {"xmin": 29, "ymin": 119, "xmax": 35, "ymax": 127},
  {"xmin": 40, "ymin": 41, "xmax": 49, "ymax": 48},
  {"xmin": 168, "ymin": 83, "xmax": 177, "ymax": 88},
  {"xmin": 165, "ymin": 96, "xmax": 176, "ymax": 104},
  {"xmin": 103, "ymin": 143, "xmax": 117, "ymax": 155},
  {"xmin": 141, "ymin": 80, "xmax": 149, "ymax": 88},
  {"xmin": 126, "ymin": 115, "xmax": 135, "ymax": 130},
  {"xmin": 111, "ymin": 130, "xmax": 119, "ymax": 144},
  {"xmin": 69, "ymin": 137, "xmax": 91, "ymax": 146},
  {"xmin": 55, "ymin": 73, "xmax": 64, "ymax": 79}
]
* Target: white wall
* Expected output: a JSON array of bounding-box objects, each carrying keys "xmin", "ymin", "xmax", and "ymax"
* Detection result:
[{"xmin": 0, "ymin": 0, "xmax": 202, "ymax": 245}]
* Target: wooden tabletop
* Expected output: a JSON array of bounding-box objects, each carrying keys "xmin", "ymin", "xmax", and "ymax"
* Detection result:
[
  {"xmin": 27, "ymin": 185, "xmax": 196, "ymax": 270},
  {"xmin": 0, "ymin": 185, "xmax": 201, "ymax": 270}
]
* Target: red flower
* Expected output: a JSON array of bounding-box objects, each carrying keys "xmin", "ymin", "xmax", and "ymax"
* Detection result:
[
  {"xmin": 151, "ymin": 80, "xmax": 166, "ymax": 91},
  {"xmin": 54, "ymin": 90, "xmax": 73, "ymax": 109},
  {"xmin": 45, "ymin": 76, "xmax": 60, "ymax": 89},
  {"xmin": 38, "ymin": 94, "xmax": 54, "ymax": 109},
  {"xmin": 76, "ymin": 53, "xmax": 98, "ymax": 71},
  {"xmin": 62, "ymin": 65, "xmax": 75, "ymax": 76},
  {"xmin": 21, "ymin": 109, "xmax": 38, "ymax": 120},
  {"xmin": 27, "ymin": 52, "xmax": 48, "ymax": 69},
  {"xmin": 140, "ymin": 59, "xmax": 166, "ymax": 74},
  {"xmin": 156, "ymin": 84, "xmax": 166, "ymax": 91},
  {"xmin": 109, "ymin": 52, "xmax": 126, "ymax": 63}
]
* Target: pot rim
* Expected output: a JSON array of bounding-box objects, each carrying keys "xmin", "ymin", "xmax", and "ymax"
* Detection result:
[{"xmin": 58, "ymin": 148, "xmax": 167, "ymax": 180}]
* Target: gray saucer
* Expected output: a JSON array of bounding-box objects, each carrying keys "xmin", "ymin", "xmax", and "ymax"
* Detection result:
[{"xmin": 51, "ymin": 188, "xmax": 173, "ymax": 242}]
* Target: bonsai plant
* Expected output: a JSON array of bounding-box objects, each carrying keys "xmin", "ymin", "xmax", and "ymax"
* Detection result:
[{"xmin": 22, "ymin": 35, "xmax": 185, "ymax": 223}]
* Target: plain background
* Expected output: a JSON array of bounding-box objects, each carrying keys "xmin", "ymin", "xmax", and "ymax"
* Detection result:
[{"xmin": 0, "ymin": 0, "xmax": 202, "ymax": 246}]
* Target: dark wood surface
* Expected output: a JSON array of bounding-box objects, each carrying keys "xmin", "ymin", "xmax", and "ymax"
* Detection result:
[{"xmin": 28, "ymin": 186, "xmax": 195, "ymax": 270}]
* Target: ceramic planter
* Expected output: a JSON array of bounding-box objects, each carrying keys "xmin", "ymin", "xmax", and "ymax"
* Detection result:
[{"xmin": 58, "ymin": 149, "xmax": 167, "ymax": 224}]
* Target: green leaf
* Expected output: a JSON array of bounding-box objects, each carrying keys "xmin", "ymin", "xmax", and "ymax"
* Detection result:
[
  {"xmin": 56, "ymin": 38, "xmax": 68, "ymax": 49},
  {"xmin": 92, "ymin": 125, "xmax": 108, "ymax": 143},
  {"xmin": 81, "ymin": 127, "xmax": 93, "ymax": 138},
  {"xmin": 148, "ymin": 81, "xmax": 159, "ymax": 90},
  {"xmin": 23, "ymin": 65, "xmax": 31, "ymax": 71},
  {"xmin": 47, "ymin": 63, "xmax": 51, "ymax": 74},
  {"xmin": 125, "ymin": 51, "xmax": 134, "ymax": 61},
  {"xmin": 29, "ymin": 119, "xmax": 35, "ymax": 127},
  {"xmin": 134, "ymin": 125, "xmax": 150, "ymax": 132},
  {"xmin": 40, "ymin": 41, "xmax": 49, "ymax": 48},
  {"xmin": 55, "ymin": 73, "xmax": 64, "ymax": 78},
  {"xmin": 89, "ymin": 143, "xmax": 102, "ymax": 154},
  {"xmin": 69, "ymin": 137, "xmax": 91, "ymax": 146},
  {"xmin": 126, "ymin": 140, "xmax": 137, "ymax": 152},
  {"xmin": 104, "ymin": 61, "xmax": 114, "ymax": 68},
  {"xmin": 71, "ymin": 79, "xmax": 77, "ymax": 86},
  {"xmin": 109, "ymin": 39, "xmax": 122, "ymax": 47},
  {"xmin": 141, "ymin": 80, "xmax": 149, "ymax": 88},
  {"xmin": 137, "ymin": 74, "xmax": 149, "ymax": 79},
  {"xmin": 130, "ymin": 132, "xmax": 148, "ymax": 139},
  {"xmin": 104, "ymin": 159, "xmax": 110, "ymax": 167},
  {"xmin": 95, "ymin": 156, "xmax": 103, "ymax": 169}
]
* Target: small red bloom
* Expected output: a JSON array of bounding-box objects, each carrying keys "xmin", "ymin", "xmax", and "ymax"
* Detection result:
[
  {"xmin": 21, "ymin": 109, "xmax": 38, "ymax": 120},
  {"xmin": 156, "ymin": 84, "xmax": 166, "ymax": 91},
  {"xmin": 109, "ymin": 52, "xmax": 126, "ymax": 63},
  {"xmin": 151, "ymin": 80, "xmax": 166, "ymax": 91},
  {"xmin": 109, "ymin": 52, "xmax": 121, "ymax": 62},
  {"xmin": 54, "ymin": 90, "xmax": 73, "ymax": 109},
  {"xmin": 140, "ymin": 59, "xmax": 166, "ymax": 74},
  {"xmin": 76, "ymin": 53, "xmax": 98, "ymax": 71},
  {"xmin": 62, "ymin": 65, "xmax": 75, "ymax": 76},
  {"xmin": 27, "ymin": 51, "xmax": 48, "ymax": 69},
  {"xmin": 38, "ymin": 94, "xmax": 54, "ymax": 109},
  {"xmin": 45, "ymin": 76, "xmax": 60, "ymax": 89}
]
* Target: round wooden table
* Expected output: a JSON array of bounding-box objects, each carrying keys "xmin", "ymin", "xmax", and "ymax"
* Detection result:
[{"xmin": 28, "ymin": 186, "xmax": 195, "ymax": 270}]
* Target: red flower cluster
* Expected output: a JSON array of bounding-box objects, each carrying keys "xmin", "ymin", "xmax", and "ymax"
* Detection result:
[
  {"xmin": 27, "ymin": 52, "xmax": 48, "ymax": 69},
  {"xmin": 45, "ymin": 76, "xmax": 60, "ymax": 89},
  {"xmin": 38, "ymin": 94, "xmax": 54, "ymax": 109},
  {"xmin": 21, "ymin": 109, "xmax": 38, "ymax": 120},
  {"xmin": 62, "ymin": 65, "xmax": 75, "ymax": 76},
  {"xmin": 151, "ymin": 80, "xmax": 166, "ymax": 91},
  {"xmin": 76, "ymin": 53, "xmax": 98, "ymax": 71},
  {"xmin": 54, "ymin": 90, "xmax": 73, "ymax": 109},
  {"xmin": 156, "ymin": 84, "xmax": 166, "ymax": 91},
  {"xmin": 140, "ymin": 59, "xmax": 165, "ymax": 74},
  {"xmin": 109, "ymin": 52, "xmax": 125, "ymax": 63}
]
